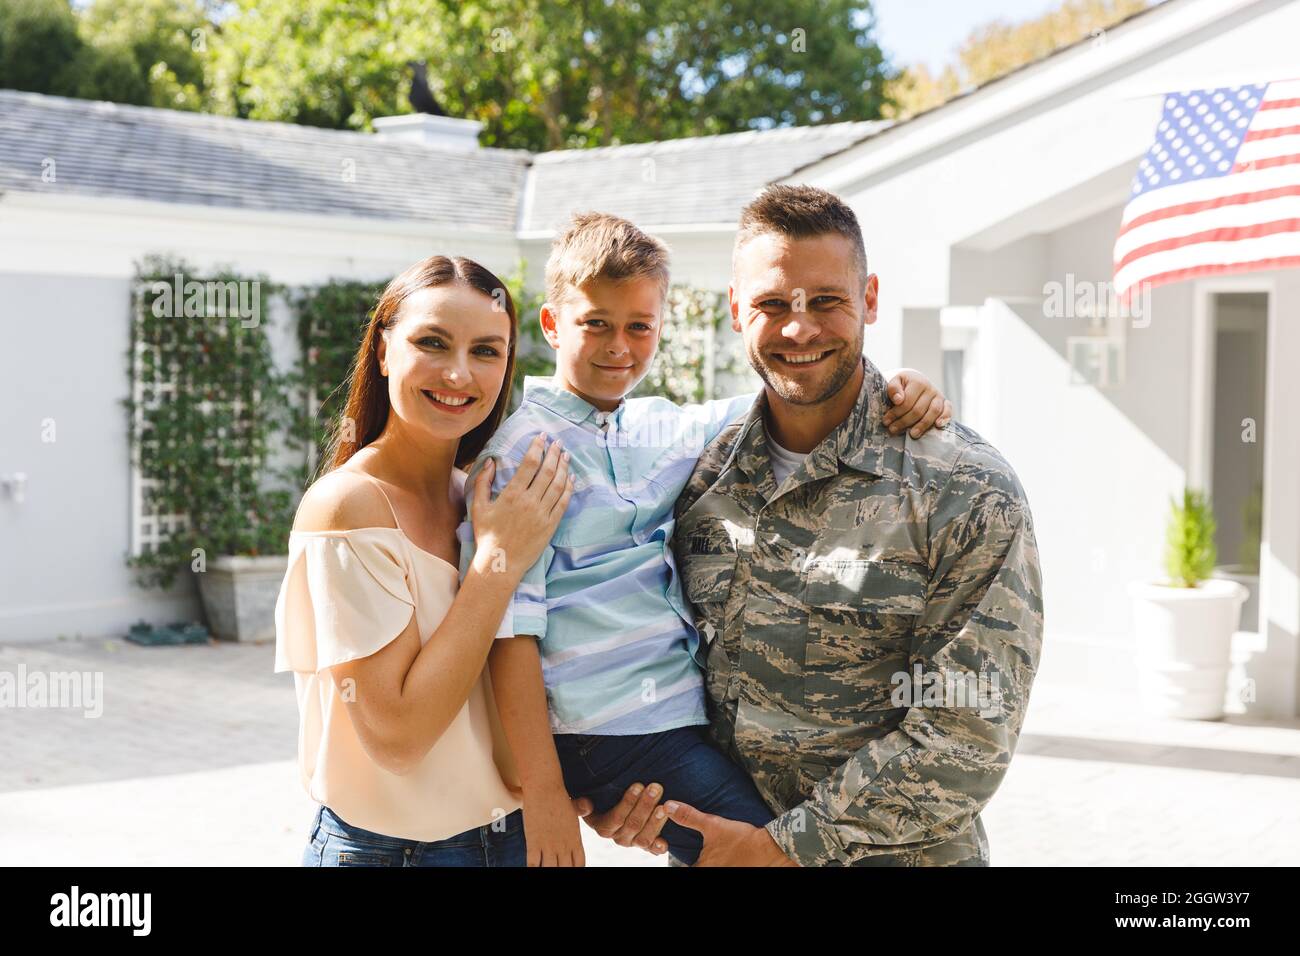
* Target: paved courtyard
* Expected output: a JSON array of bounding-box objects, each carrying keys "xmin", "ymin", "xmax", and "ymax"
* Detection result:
[{"xmin": 1, "ymin": 635, "xmax": 1297, "ymax": 866}]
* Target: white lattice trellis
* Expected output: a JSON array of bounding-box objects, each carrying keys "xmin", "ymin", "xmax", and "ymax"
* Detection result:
[
  {"xmin": 130, "ymin": 322, "xmax": 189, "ymax": 557},
  {"xmin": 128, "ymin": 282, "xmax": 261, "ymax": 558}
]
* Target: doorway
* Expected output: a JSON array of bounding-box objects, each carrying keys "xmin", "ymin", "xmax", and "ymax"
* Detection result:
[{"xmin": 1209, "ymin": 291, "xmax": 1268, "ymax": 634}]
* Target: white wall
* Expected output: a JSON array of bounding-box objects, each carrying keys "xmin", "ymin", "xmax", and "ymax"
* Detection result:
[
  {"xmin": 1256, "ymin": 269, "xmax": 1300, "ymax": 716},
  {"xmin": 0, "ymin": 273, "xmax": 200, "ymax": 639}
]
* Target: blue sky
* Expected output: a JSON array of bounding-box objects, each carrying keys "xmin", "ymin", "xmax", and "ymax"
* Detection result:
[{"xmin": 873, "ymin": 0, "xmax": 1087, "ymax": 72}]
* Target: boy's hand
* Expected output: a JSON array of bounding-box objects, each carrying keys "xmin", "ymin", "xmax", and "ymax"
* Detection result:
[
  {"xmin": 522, "ymin": 786, "xmax": 587, "ymax": 866},
  {"xmin": 883, "ymin": 368, "xmax": 952, "ymax": 438}
]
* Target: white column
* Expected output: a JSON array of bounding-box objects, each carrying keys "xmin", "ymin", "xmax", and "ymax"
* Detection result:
[
  {"xmin": 901, "ymin": 307, "xmax": 943, "ymax": 385},
  {"xmin": 1252, "ymin": 271, "xmax": 1300, "ymax": 717}
]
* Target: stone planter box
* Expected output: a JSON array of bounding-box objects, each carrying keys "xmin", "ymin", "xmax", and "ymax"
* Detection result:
[{"xmin": 196, "ymin": 554, "xmax": 289, "ymax": 643}]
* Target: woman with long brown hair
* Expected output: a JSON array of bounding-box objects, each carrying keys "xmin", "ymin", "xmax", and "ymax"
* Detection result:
[{"xmin": 274, "ymin": 254, "xmax": 574, "ymax": 866}]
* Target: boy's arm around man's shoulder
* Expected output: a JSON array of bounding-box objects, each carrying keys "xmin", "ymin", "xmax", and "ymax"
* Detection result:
[{"xmin": 668, "ymin": 391, "xmax": 757, "ymax": 448}]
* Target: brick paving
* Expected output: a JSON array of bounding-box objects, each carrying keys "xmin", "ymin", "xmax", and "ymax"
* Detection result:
[{"xmin": 1, "ymin": 636, "xmax": 1297, "ymax": 866}]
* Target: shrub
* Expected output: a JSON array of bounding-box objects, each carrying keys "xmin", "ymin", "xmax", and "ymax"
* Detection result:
[{"xmin": 1164, "ymin": 488, "xmax": 1216, "ymax": 588}]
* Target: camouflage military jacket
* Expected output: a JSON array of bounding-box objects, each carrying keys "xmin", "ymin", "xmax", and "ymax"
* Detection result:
[{"xmin": 672, "ymin": 357, "xmax": 1043, "ymax": 866}]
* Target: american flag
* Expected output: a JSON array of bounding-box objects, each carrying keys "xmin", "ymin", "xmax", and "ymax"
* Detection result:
[{"xmin": 1114, "ymin": 79, "xmax": 1300, "ymax": 303}]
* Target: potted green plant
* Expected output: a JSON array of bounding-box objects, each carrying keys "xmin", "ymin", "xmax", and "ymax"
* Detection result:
[
  {"xmin": 1128, "ymin": 489, "xmax": 1248, "ymax": 719},
  {"xmin": 126, "ymin": 257, "xmax": 296, "ymax": 642}
]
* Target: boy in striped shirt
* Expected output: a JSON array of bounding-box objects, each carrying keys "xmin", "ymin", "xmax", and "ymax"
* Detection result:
[{"xmin": 459, "ymin": 212, "xmax": 949, "ymax": 866}]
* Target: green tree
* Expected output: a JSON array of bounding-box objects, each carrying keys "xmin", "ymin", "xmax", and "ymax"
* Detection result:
[
  {"xmin": 204, "ymin": 0, "xmax": 417, "ymax": 130},
  {"xmin": 79, "ymin": 0, "xmax": 209, "ymax": 110},
  {"xmin": 0, "ymin": 0, "xmax": 206, "ymax": 106},
  {"xmin": 9, "ymin": 0, "xmax": 893, "ymax": 146},
  {"xmin": 204, "ymin": 0, "xmax": 892, "ymax": 148},
  {"xmin": 441, "ymin": 0, "xmax": 892, "ymax": 148},
  {"xmin": 0, "ymin": 0, "xmax": 83, "ymax": 94},
  {"xmin": 60, "ymin": 39, "xmax": 150, "ymax": 104}
]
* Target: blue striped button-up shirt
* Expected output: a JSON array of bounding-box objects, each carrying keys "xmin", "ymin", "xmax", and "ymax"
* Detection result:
[{"xmin": 458, "ymin": 376, "xmax": 755, "ymax": 735}]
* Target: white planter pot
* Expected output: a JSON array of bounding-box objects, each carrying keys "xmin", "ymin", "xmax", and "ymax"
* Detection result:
[
  {"xmin": 1211, "ymin": 565, "xmax": 1260, "ymax": 633},
  {"xmin": 1128, "ymin": 578, "xmax": 1248, "ymax": 720},
  {"xmin": 196, "ymin": 554, "xmax": 289, "ymax": 643}
]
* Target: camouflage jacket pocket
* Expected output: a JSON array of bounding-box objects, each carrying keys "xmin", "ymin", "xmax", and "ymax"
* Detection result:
[
  {"xmin": 679, "ymin": 545, "xmax": 737, "ymax": 644},
  {"xmin": 802, "ymin": 559, "xmax": 927, "ymax": 715},
  {"xmin": 803, "ymin": 557, "xmax": 927, "ymax": 614}
]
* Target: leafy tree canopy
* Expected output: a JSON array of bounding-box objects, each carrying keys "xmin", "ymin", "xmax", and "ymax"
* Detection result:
[{"xmin": 3, "ymin": 0, "xmax": 893, "ymax": 149}]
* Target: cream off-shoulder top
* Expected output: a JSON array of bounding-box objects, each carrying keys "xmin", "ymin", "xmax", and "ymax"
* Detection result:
[{"xmin": 273, "ymin": 469, "xmax": 521, "ymax": 842}]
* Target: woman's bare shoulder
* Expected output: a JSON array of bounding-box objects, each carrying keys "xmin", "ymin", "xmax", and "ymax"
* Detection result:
[{"xmin": 293, "ymin": 467, "xmax": 397, "ymax": 533}]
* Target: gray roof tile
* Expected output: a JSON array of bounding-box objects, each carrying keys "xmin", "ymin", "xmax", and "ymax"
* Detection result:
[
  {"xmin": 0, "ymin": 90, "xmax": 888, "ymax": 234},
  {"xmin": 0, "ymin": 91, "xmax": 529, "ymax": 231},
  {"xmin": 521, "ymin": 121, "xmax": 888, "ymax": 233}
]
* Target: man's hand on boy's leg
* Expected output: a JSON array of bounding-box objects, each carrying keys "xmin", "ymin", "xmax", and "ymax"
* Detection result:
[
  {"xmin": 666, "ymin": 802, "xmax": 798, "ymax": 867},
  {"xmin": 882, "ymin": 367, "xmax": 953, "ymax": 438},
  {"xmin": 578, "ymin": 782, "xmax": 672, "ymax": 855},
  {"xmin": 579, "ymin": 783, "xmax": 799, "ymax": 865}
]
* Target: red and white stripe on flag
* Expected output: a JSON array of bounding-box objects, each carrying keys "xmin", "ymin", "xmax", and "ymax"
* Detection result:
[{"xmin": 1114, "ymin": 78, "xmax": 1300, "ymax": 303}]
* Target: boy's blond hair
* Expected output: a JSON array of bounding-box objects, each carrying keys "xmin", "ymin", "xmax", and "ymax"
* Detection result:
[{"xmin": 545, "ymin": 212, "xmax": 671, "ymax": 306}]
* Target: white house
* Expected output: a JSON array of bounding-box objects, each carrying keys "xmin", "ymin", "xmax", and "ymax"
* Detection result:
[
  {"xmin": 789, "ymin": 0, "xmax": 1300, "ymax": 717},
  {"xmin": 2, "ymin": 0, "xmax": 1297, "ymax": 716}
]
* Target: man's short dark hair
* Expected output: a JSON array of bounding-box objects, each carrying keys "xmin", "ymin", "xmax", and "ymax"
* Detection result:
[{"xmin": 734, "ymin": 184, "xmax": 869, "ymax": 285}]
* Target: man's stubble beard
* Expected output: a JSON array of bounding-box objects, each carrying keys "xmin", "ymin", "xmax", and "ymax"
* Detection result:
[{"xmin": 747, "ymin": 322, "xmax": 864, "ymax": 406}]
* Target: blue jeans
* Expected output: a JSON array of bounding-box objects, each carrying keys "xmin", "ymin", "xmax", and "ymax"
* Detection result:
[
  {"xmin": 554, "ymin": 725, "xmax": 774, "ymax": 865},
  {"xmin": 301, "ymin": 804, "xmax": 526, "ymax": 867}
]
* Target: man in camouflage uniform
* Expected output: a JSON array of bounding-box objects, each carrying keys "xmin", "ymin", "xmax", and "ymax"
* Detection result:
[{"xmin": 664, "ymin": 185, "xmax": 1043, "ymax": 866}]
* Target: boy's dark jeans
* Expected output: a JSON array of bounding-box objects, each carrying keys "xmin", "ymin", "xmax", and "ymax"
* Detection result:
[{"xmin": 554, "ymin": 725, "xmax": 775, "ymax": 865}]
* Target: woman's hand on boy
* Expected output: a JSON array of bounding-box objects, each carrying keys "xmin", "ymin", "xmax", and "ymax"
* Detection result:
[
  {"xmin": 882, "ymin": 368, "xmax": 953, "ymax": 438},
  {"xmin": 522, "ymin": 785, "xmax": 588, "ymax": 866},
  {"xmin": 469, "ymin": 433, "xmax": 574, "ymax": 581}
]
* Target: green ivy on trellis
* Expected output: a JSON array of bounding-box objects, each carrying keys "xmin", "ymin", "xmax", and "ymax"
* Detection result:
[
  {"xmin": 632, "ymin": 285, "xmax": 749, "ymax": 405},
  {"xmin": 504, "ymin": 263, "xmax": 555, "ymax": 396},
  {"xmin": 286, "ymin": 278, "xmax": 387, "ymax": 484},
  {"xmin": 124, "ymin": 255, "xmax": 296, "ymax": 588}
]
